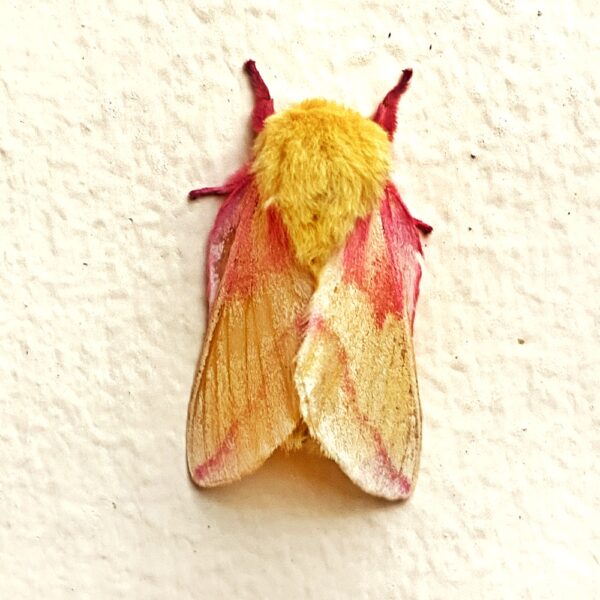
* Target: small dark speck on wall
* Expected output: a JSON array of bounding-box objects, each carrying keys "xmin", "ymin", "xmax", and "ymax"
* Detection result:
[
  {"xmin": 429, "ymin": 44, "xmax": 432, "ymax": 50},
  {"xmin": 518, "ymin": 338, "xmax": 525, "ymax": 344},
  {"xmin": 470, "ymin": 153, "xmax": 477, "ymax": 159},
  {"xmin": 388, "ymin": 32, "xmax": 391, "ymax": 38},
  {"xmin": 537, "ymin": 10, "xmax": 542, "ymax": 16}
]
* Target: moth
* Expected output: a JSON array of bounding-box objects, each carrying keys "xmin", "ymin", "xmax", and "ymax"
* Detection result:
[{"xmin": 186, "ymin": 60, "xmax": 432, "ymax": 500}]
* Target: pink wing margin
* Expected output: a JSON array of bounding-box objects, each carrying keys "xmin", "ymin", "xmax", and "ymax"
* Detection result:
[
  {"xmin": 343, "ymin": 183, "xmax": 428, "ymax": 330},
  {"xmin": 190, "ymin": 166, "xmax": 251, "ymax": 312}
]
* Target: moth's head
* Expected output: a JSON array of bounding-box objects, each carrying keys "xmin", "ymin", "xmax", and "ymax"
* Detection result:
[
  {"xmin": 251, "ymin": 99, "xmax": 392, "ymax": 217},
  {"xmin": 250, "ymin": 99, "xmax": 393, "ymax": 272},
  {"xmin": 239, "ymin": 61, "xmax": 412, "ymax": 273}
]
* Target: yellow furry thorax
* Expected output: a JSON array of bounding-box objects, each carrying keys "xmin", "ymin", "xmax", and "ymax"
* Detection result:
[{"xmin": 251, "ymin": 99, "xmax": 392, "ymax": 275}]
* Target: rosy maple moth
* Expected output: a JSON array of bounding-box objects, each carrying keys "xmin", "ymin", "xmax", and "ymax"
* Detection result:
[{"xmin": 186, "ymin": 60, "xmax": 432, "ymax": 500}]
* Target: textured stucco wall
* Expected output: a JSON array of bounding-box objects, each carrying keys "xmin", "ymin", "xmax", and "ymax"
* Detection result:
[{"xmin": 1, "ymin": 1, "xmax": 599, "ymax": 598}]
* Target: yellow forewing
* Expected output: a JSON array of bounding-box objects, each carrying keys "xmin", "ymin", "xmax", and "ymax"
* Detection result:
[
  {"xmin": 295, "ymin": 194, "xmax": 422, "ymax": 500},
  {"xmin": 187, "ymin": 186, "xmax": 313, "ymax": 486}
]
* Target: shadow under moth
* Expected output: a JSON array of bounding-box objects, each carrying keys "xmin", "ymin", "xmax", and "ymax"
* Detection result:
[{"xmin": 186, "ymin": 60, "xmax": 432, "ymax": 500}]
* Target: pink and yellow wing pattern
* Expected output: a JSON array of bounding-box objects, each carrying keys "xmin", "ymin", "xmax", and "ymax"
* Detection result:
[
  {"xmin": 295, "ymin": 183, "xmax": 425, "ymax": 500},
  {"xmin": 187, "ymin": 181, "xmax": 313, "ymax": 486}
]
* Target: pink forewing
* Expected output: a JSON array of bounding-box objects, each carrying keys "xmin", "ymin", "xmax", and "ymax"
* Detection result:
[{"xmin": 342, "ymin": 183, "xmax": 424, "ymax": 329}]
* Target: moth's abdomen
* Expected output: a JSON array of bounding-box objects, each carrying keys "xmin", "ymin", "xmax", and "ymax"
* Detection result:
[{"xmin": 251, "ymin": 99, "xmax": 392, "ymax": 274}]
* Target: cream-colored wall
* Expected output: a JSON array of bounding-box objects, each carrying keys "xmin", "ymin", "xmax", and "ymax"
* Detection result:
[{"xmin": 2, "ymin": 1, "xmax": 598, "ymax": 598}]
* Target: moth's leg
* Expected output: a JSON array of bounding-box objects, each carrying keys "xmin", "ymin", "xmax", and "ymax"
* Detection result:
[
  {"xmin": 413, "ymin": 217, "xmax": 433, "ymax": 235},
  {"xmin": 189, "ymin": 165, "xmax": 250, "ymax": 200},
  {"xmin": 189, "ymin": 185, "xmax": 231, "ymax": 199}
]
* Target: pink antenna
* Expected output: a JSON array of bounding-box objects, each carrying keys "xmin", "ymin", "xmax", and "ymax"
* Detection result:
[
  {"xmin": 372, "ymin": 68, "xmax": 413, "ymax": 140},
  {"xmin": 244, "ymin": 60, "xmax": 274, "ymax": 134}
]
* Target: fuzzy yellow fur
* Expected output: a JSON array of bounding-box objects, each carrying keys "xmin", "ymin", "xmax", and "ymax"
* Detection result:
[
  {"xmin": 251, "ymin": 99, "xmax": 391, "ymax": 274},
  {"xmin": 281, "ymin": 421, "xmax": 323, "ymax": 455}
]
